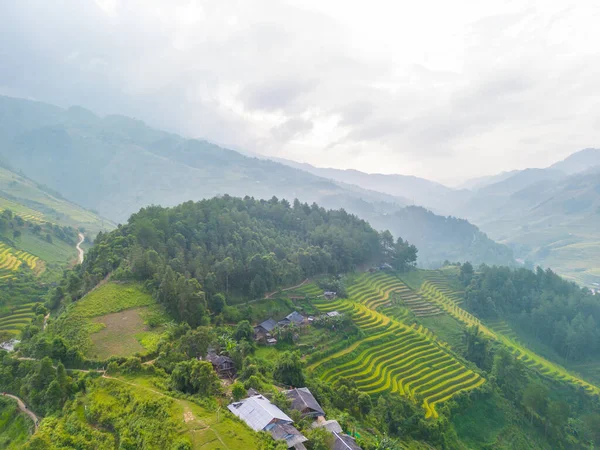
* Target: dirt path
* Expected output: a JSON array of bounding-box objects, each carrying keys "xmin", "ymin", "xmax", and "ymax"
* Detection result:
[
  {"xmin": 76, "ymin": 233, "xmax": 85, "ymax": 264},
  {"xmin": 264, "ymin": 278, "xmax": 310, "ymax": 299},
  {"xmin": 3, "ymin": 394, "xmax": 40, "ymax": 430},
  {"xmin": 42, "ymin": 313, "xmax": 50, "ymax": 331}
]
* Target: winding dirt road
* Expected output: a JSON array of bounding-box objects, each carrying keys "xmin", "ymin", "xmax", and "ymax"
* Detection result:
[
  {"xmin": 76, "ymin": 233, "xmax": 85, "ymax": 264},
  {"xmin": 264, "ymin": 279, "xmax": 310, "ymax": 299},
  {"xmin": 3, "ymin": 394, "xmax": 40, "ymax": 430}
]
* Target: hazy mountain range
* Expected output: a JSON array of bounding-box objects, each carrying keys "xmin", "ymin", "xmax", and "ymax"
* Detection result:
[
  {"xmin": 272, "ymin": 148, "xmax": 600, "ymax": 286},
  {"xmin": 0, "ymin": 95, "xmax": 512, "ymax": 268}
]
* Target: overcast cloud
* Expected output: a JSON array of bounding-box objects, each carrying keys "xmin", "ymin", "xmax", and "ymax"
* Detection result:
[{"xmin": 1, "ymin": 0, "xmax": 599, "ymax": 184}]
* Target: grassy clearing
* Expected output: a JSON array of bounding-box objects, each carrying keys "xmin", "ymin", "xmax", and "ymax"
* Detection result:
[
  {"xmin": 54, "ymin": 282, "xmax": 167, "ymax": 358},
  {"xmin": 71, "ymin": 283, "xmax": 155, "ymax": 318},
  {"xmin": 89, "ymin": 308, "xmax": 150, "ymax": 360}
]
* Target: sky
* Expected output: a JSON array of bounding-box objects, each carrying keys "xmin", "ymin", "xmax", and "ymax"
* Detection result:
[{"xmin": 1, "ymin": 0, "xmax": 600, "ymax": 185}]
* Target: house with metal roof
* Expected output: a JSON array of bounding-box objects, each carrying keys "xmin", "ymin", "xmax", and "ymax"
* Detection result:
[
  {"xmin": 332, "ymin": 432, "xmax": 362, "ymax": 450},
  {"xmin": 278, "ymin": 311, "xmax": 306, "ymax": 327},
  {"xmin": 228, "ymin": 395, "xmax": 292, "ymax": 431},
  {"xmin": 285, "ymin": 387, "xmax": 325, "ymax": 418},
  {"xmin": 228, "ymin": 395, "xmax": 307, "ymax": 448},
  {"xmin": 254, "ymin": 318, "xmax": 278, "ymax": 342}
]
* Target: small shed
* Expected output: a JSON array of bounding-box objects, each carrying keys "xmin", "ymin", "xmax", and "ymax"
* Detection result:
[
  {"xmin": 326, "ymin": 311, "xmax": 341, "ymax": 318},
  {"xmin": 332, "ymin": 432, "xmax": 362, "ymax": 450},
  {"xmin": 324, "ymin": 291, "xmax": 337, "ymax": 300},
  {"xmin": 269, "ymin": 422, "xmax": 308, "ymax": 448}
]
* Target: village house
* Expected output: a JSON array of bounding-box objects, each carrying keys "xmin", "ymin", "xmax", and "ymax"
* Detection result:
[
  {"xmin": 323, "ymin": 291, "xmax": 337, "ymax": 300},
  {"xmin": 203, "ymin": 351, "xmax": 236, "ymax": 378},
  {"xmin": 254, "ymin": 318, "xmax": 278, "ymax": 341},
  {"xmin": 228, "ymin": 394, "xmax": 308, "ymax": 449},
  {"xmin": 285, "ymin": 387, "xmax": 325, "ymax": 418},
  {"xmin": 326, "ymin": 311, "xmax": 341, "ymax": 318},
  {"xmin": 278, "ymin": 311, "xmax": 306, "ymax": 328},
  {"xmin": 313, "ymin": 418, "xmax": 363, "ymax": 450},
  {"xmin": 331, "ymin": 432, "xmax": 362, "ymax": 450}
]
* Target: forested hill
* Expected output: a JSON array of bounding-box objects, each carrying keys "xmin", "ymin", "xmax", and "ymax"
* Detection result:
[{"xmin": 71, "ymin": 196, "xmax": 415, "ymax": 325}]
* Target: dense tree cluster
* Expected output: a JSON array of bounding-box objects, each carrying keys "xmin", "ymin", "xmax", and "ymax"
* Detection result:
[
  {"xmin": 463, "ymin": 265, "xmax": 600, "ymax": 361},
  {"xmin": 71, "ymin": 196, "xmax": 415, "ymax": 325},
  {"xmin": 0, "ymin": 356, "xmax": 73, "ymax": 416}
]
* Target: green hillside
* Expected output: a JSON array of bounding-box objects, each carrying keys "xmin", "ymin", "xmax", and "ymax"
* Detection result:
[
  {"xmin": 8, "ymin": 197, "xmax": 600, "ymax": 449},
  {"xmin": 0, "ymin": 165, "xmax": 113, "ymax": 235}
]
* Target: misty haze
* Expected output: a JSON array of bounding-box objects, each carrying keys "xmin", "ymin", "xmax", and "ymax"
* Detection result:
[{"xmin": 1, "ymin": 1, "xmax": 600, "ymax": 449}]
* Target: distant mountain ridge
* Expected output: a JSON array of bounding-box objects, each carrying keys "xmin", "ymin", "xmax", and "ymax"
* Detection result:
[
  {"xmin": 0, "ymin": 95, "xmax": 514, "ymax": 267},
  {"xmin": 274, "ymin": 147, "xmax": 600, "ymax": 286},
  {"xmin": 272, "ymin": 156, "xmax": 469, "ymax": 214}
]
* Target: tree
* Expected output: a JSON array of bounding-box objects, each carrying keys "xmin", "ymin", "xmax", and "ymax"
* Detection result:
[
  {"xmin": 358, "ymin": 393, "xmax": 372, "ymax": 415},
  {"xmin": 304, "ymin": 427, "xmax": 333, "ymax": 450},
  {"xmin": 178, "ymin": 327, "xmax": 215, "ymax": 358},
  {"xmin": 460, "ymin": 262, "xmax": 474, "ymax": 285},
  {"xmin": 208, "ymin": 293, "xmax": 226, "ymax": 315},
  {"xmin": 171, "ymin": 360, "xmax": 221, "ymax": 396},
  {"xmin": 463, "ymin": 326, "xmax": 493, "ymax": 371},
  {"xmin": 522, "ymin": 383, "xmax": 548, "ymax": 424},
  {"xmin": 273, "ymin": 351, "xmax": 305, "ymax": 387},
  {"xmin": 231, "ymin": 382, "xmax": 246, "ymax": 401},
  {"xmin": 233, "ymin": 320, "xmax": 254, "ymax": 343}
]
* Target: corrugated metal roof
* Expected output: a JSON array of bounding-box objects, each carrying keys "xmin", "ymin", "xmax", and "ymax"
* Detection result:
[
  {"xmin": 257, "ymin": 318, "xmax": 278, "ymax": 332},
  {"xmin": 227, "ymin": 395, "xmax": 293, "ymax": 431},
  {"xmin": 286, "ymin": 311, "xmax": 305, "ymax": 324},
  {"xmin": 286, "ymin": 387, "xmax": 325, "ymax": 416},
  {"xmin": 332, "ymin": 432, "xmax": 362, "ymax": 450}
]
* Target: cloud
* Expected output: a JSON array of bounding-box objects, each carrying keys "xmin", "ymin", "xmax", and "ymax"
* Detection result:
[
  {"xmin": 1, "ymin": 0, "xmax": 600, "ymax": 184},
  {"xmin": 241, "ymin": 79, "xmax": 317, "ymax": 112},
  {"xmin": 271, "ymin": 117, "xmax": 314, "ymax": 142}
]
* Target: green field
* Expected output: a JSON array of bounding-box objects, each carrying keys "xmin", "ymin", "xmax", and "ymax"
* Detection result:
[
  {"xmin": 52, "ymin": 283, "xmax": 167, "ymax": 358},
  {"xmin": 0, "ymin": 303, "xmax": 37, "ymax": 339},
  {"xmin": 309, "ymin": 272, "xmax": 485, "ymax": 418}
]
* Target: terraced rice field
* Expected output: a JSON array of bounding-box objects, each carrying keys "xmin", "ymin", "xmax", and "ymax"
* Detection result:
[
  {"xmin": 417, "ymin": 275, "xmax": 600, "ymax": 397},
  {"xmin": 0, "ymin": 204, "xmax": 46, "ymax": 224},
  {"xmin": 0, "ymin": 243, "xmax": 40, "ymax": 280},
  {"xmin": 293, "ymin": 283, "xmax": 322, "ymax": 297},
  {"xmin": 0, "ymin": 302, "xmax": 37, "ymax": 337},
  {"xmin": 392, "ymin": 282, "xmax": 443, "ymax": 317},
  {"xmin": 423, "ymin": 271, "xmax": 465, "ymax": 305},
  {"xmin": 310, "ymin": 272, "xmax": 485, "ymax": 418}
]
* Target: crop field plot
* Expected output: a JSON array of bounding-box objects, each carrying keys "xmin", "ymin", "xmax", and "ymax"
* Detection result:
[
  {"xmin": 0, "ymin": 243, "xmax": 41, "ymax": 280},
  {"xmin": 53, "ymin": 282, "xmax": 167, "ymax": 359},
  {"xmin": 0, "ymin": 302, "xmax": 37, "ymax": 337},
  {"xmin": 416, "ymin": 276, "xmax": 600, "ymax": 397},
  {"xmin": 310, "ymin": 272, "xmax": 485, "ymax": 418}
]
